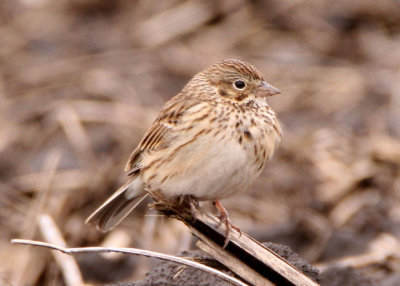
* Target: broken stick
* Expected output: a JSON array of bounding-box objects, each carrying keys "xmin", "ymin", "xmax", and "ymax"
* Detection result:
[{"xmin": 151, "ymin": 197, "xmax": 319, "ymax": 286}]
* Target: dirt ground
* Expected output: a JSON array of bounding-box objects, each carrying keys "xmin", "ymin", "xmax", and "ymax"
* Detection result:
[{"xmin": 1, "ymin": 0, "xmax": 400, "ymax": 285}]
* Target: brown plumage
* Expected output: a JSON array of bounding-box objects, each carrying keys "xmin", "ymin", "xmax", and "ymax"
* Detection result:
[{"xmin": 86, "ymin": 59, "xmax": 282, "ymax": 245}]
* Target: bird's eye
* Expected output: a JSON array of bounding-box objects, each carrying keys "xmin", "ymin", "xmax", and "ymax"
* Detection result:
[{"xmin": 233, "ymin": 80, "xmax": 246, "ymax": 90}]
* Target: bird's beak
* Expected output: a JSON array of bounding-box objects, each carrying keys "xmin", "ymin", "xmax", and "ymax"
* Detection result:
[{"xmin": 256, "ymin": 81, "xmax": 281, "ymax": 97}]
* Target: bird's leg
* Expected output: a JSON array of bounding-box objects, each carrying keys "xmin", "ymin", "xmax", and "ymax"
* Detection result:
[
  {"xmin": 213, "ymin": 200, "xmax": 241, "ymax": 248},
  {"xmin": 184, "ymin": 195, "xmax": 201, "ymax": 213},
  {"xmin": 189, "ymin": 196, "xmax": 200, "ymax": 209}
]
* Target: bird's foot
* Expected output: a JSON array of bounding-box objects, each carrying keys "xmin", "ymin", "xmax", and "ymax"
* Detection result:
[{"xmin": 214, "ymin": 200, "xmax": 241, "ymax": 248}]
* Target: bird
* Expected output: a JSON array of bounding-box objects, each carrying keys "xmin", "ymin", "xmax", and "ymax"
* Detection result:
[{"xmin": 86, "ymin": 59, "xmax": 282, "ymax": 246}]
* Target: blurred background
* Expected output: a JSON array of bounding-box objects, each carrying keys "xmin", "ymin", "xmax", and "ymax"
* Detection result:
[{"xmin": 1, "ymin": 0, "xmax": 400, "ymax": 285}]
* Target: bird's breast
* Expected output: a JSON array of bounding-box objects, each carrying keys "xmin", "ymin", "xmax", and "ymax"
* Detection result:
[{"xmin": 230, "ymin": 102, "xmax": 281, "ymax": 172}]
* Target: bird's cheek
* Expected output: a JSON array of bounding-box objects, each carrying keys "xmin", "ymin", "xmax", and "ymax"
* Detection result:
[
  {"xmin": 235, "ymin": 93, "xmax": 249, "ymax": 101},
  {"xmin": 218, "ymin": 88, "xmax": 228, "ymax": 97}
]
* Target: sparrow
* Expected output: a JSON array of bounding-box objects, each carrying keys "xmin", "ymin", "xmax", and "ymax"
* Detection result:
[{"xmin": 86, "ymin": 59, "xmax": 282, "ymax": 246}]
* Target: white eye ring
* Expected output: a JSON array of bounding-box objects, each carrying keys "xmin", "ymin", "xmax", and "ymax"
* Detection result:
[{"xmin": 233, "ymin": 80, "xmax": 246, "ymax": 90}]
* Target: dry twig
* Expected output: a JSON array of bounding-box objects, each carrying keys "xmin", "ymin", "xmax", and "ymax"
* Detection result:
[
  {"xmin": 151, "ymin": 196, "xmax": 319, "ymax": 286},
  {"xmin": 11, "ymin": 239, "xmax": 248, "ymax": 286}
]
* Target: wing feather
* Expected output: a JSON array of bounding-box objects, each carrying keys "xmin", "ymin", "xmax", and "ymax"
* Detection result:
[{"xmin": 125, "ymin": 96, "xmax": 202, "ymax": 175}]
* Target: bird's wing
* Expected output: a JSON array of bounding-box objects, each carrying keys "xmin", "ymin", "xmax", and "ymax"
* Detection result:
[{"xmin": 125, "ymin": 96, "xmax": 203, "ymax": 175}]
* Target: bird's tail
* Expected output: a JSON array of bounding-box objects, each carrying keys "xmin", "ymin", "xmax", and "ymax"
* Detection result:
[{"xmin": 86, "ymin": 176, "xmax": 148, "ymax": 232}]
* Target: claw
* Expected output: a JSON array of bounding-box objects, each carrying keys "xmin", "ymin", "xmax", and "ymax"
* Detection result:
[{"xmin": 214, "ymin": 200, "xmax": 240, "ymax": 248}]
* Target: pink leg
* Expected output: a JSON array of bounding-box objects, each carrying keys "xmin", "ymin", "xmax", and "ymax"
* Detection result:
[{"xmin": 214, "ymin": 200, "xmax": 241, "ymax": 248}]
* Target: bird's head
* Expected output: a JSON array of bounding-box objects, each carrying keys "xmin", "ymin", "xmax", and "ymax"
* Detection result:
[{"xmin": 190, "ymin": 59, "xmax": 280, "ymax": 102}]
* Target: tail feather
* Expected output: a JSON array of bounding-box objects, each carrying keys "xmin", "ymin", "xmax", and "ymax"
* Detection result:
[{"xmin": 86, "ymin": 177, "xmax": 147, "ymax": 232}]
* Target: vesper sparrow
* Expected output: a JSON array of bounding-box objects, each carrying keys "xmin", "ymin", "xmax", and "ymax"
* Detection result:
[{"xmin": 87, "ymin": 59, "xmax": 282, "ymax": 245}]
